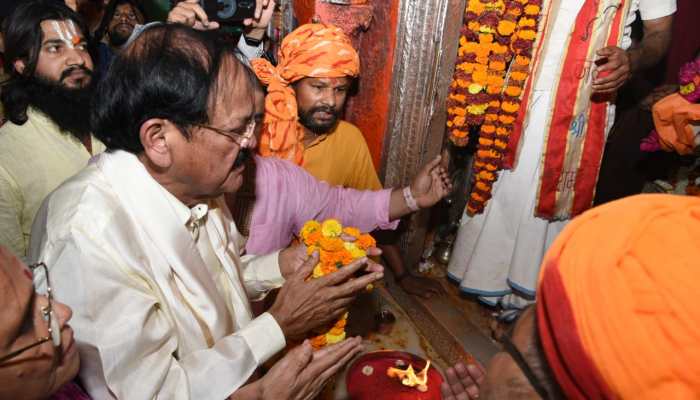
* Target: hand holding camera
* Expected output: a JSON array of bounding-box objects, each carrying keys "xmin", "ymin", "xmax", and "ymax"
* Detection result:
[{"xmin": 168, "ymin": 0, "xmax": 274, "ymax": 33}]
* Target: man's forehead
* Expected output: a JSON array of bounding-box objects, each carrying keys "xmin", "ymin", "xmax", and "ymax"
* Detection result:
[
  {"xmin": 304, "ymin": 76, "xmax": 351, "ymax": 86},
  {"xmin": 40, "ymin": 19, "xmax": 84, "ymax": 41}
]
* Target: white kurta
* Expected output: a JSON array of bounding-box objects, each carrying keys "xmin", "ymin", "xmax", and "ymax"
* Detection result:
[
  {"xmin": 29, "ymin": 150, "xmax": 286, "ymax": 399},
  {"xmin": 447, "ymin": 0, "xmax": 677, "ymax": 309}
]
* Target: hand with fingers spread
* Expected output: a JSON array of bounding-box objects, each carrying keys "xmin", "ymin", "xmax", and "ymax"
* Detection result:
[
  {"xmin": 258, "ymin": 337, "xmax": 363, "ymax": 400},
  {"xmin": 411, "ymin": 155, "xmax": 454, "ymax": 208},
  {"xmin": 269, "ymin": 252, "xmax": 384, "ymax": 340},
  {"xmin": 592, "ymin": 46, "xmax": 631, "ymax": 95},
  {"xmin": 278, "ymin": 242, "xmax": 383, "ymax": 279},
  {"xmin": 440, "ymin": 362, "xmax": 486, "ymax": 400},
  {"xmin": 167, "ymin": 0, "xmax": 220, "ymax": 31}
]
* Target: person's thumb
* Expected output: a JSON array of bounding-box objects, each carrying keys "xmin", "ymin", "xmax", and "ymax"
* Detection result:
[
  {"xmin": 286, "ymin": 340, "xmax": 314, "ymax": 372},
  {"xmin": 295, "ymin": 250, "xmax": 319, "ymax": 281}
]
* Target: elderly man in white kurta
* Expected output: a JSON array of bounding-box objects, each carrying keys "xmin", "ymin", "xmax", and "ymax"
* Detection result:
[
  {"xmin": 448, "ymin": 0, "xmax": 676, "ymax": 310},
  {"xmin": 29, "ymin": 24, "xmax": 379, "ymax": 399}
]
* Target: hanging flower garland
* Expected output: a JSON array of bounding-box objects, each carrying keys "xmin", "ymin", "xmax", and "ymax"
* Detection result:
[
  {"xmin": 299, "ymin": 219, "xmax": 376, "ymax": 350},
  {"xmin": 445, "ymin": 0, "xmax": 544, "ymax": 215}
]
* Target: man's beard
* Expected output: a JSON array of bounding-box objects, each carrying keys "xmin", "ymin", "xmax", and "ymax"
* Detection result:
[
  {"xmin": 25, "ymin": 69, "xmax": 94, "ymax": 141},
  {"xmin": 108, "ymin": 23, "xmax": 134, "ymax": 47},
  {"xmin": 298, "ymin": 105, "xmax": 340, "ymax": 135}
]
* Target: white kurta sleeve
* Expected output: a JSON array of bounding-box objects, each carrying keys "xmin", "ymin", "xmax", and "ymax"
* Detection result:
[
  {"xmin": 37, "ymin": 226, "xmax": 282, "ymax": 400},
  {"xmin": 639, "ymin": 0, "xmax": 676, "ymax": 20},
  {"xmin": 239, "ymin": 251, "xmax": 285, "ymax": 300}
]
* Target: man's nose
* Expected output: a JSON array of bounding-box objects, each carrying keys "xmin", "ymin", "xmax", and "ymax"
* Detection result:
[
  {"xmin": 64, "ymin": 47, "xmax": 85, "ymax": 66},
  {"xmin": 320, "ymin": 89, "xmax": 336, "ymax": 108}
]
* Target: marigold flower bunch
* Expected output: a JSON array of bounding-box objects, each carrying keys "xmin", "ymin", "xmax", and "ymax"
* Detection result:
[
  {"xmin": 299, "ymin": 219, "xmax": 376, "ymax": 349},
  {"xmin": 445, "ymin": 0, "xmax": 544, "ymax": 215}
]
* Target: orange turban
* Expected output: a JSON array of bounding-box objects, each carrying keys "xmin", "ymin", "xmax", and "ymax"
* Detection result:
[
  {"xmin": 251, "ymin": 24, "xmax": 360, "ymax": 165},
  {"xmin": 537, "ymin": 194, "xmax": 700, "ymax": 399},
  {"xmin": 652, "ymin": 93, "xmax": 700, "ymax": 155}
]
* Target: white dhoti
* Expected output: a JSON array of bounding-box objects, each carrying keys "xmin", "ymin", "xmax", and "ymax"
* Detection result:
[{"xmin": 447, "ymin": 0, "xmax": 675, "ymax": 309}]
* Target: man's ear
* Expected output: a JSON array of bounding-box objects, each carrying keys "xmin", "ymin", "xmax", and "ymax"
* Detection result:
[
  {"xmin": 13, "ymin": 59, "xmax": 26, "ymax": 75},
  {"xmin": 140, "ymin": 118, "xmax": 174, "ymax": 169}
]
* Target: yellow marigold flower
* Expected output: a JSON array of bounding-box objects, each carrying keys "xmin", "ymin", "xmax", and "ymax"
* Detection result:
[
  {"xmin": 524, "ymin": 4, "xmax": 540, "ymax": 15},
  {"xmin": 468, "ymin": 83, "xmax": 484, "ymax": 94},
  {"xmin": 505, "ymin": 86, "xmax": 522, "ymax": 97},
  {"xmin": 482, "ymin": 124, "xmax": 496, "ymax": 134},
  {"xmin": 518, "ymin": 29, "xmax": 537, "ymax": 41},
  {"xmin": 300, "ymin": 220, "xmax": 321, "ymax": 240},
  {"xmin": 501, "ymin": 101, "xmax": 520, "ymax": 113},
  {"xmin": 467, "ymin": 104, "xmax": 488, "ymax": 115},
  {"xmin": 319, "ymin": 237, "xmax": 345, "ymax": 252},
  {"xmin": 515, "ymin": 55, "xmax": 530, "ymax": 66},
  {"xmin": 479, "ymin": 25, "xmax": 495, "ymax": 34},
  {"xmin": 321, "ymin": 219, "xmax": 342, "ymax": 237},
  {"xmin": 680, "ymin": 83, "xmax": 695, "ymax": 95},
  {"xmin": 447, "ymin": 120, "xmax": 454, "ymax": 128},
  {"xmin": 344, "ymin": 242, "xmax": 367, "ymax": 259},
  {"xmin": 312, "ymin": 264, "xmax": 325, "ymax": 278},
  {"xmin": 518, "ymin": 17, "xmax": 536, "ymax": 28},
  {"xmin": 325, "ymin": 331, "xmax": 346, "ymax": 345},
  {"xmin": 328, "ymin": 326, "xmax": 345, "ymax": 336},
  {"xmin": 497, "ymin": 20, "xmax": 516, "ymax": 36},
  {"xmin": 510, "ymin": 71, "xmax": 528, "ymax": 81}
]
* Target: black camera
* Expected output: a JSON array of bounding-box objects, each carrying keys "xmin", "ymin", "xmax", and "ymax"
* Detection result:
[{"xmin": 199, "ymin": 0, "xmax": 256, "ymax": 23}]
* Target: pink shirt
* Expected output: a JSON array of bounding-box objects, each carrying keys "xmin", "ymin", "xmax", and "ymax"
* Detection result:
[{"xmin": 245, "ymin": 156, "xmax": 398, "ymax": 255}]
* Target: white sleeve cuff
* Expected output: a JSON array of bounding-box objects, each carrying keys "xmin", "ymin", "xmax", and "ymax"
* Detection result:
[
  {"xmin": 639, "ymin": 0, "xmax": 677, "ymax": 21},
  {"xmin": 236, "ymin": 35, "xmax": 265, "ymax": 61},
  {"xmin": 238, "ymin": 312, "xmax": 286, "ymax": 364},
  {"xmin": 240, "ymin": 251, "xmax": 285, "ymax": 300}
]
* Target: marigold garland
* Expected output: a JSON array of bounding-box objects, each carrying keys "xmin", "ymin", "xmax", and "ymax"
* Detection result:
[
  {"xmin": 445, "ymin": 0, "xmax": 544, "ymax": 215},
  {"xmin": 299, "ymin": 219, "xmax": 376, "ymax": 350}
]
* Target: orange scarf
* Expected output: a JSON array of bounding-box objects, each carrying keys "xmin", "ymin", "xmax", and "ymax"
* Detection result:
[
  {"xmin": 653, "ymin": 92, "xmax": 700, "ymax": 155},
  {"xmin": 251, "ymin": 24, "xmax": 360, "ymax": 165}
]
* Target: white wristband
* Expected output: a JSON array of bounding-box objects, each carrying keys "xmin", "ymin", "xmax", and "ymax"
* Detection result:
[{"xmin": 403, "ymin": 186, "xmax": 420, "ymax": 212}]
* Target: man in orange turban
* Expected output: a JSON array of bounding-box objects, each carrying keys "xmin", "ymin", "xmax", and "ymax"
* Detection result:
[
  {"xmin": 251, "ymin": 23, "xmax": 360, "ymax": 165},
  {"xmin": 441, "ymin": 194, "xmax": 700, "ymax": 399}
]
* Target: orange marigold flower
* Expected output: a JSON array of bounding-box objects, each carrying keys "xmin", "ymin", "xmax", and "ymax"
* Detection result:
[
  {"xmin": 472, "ymin": 70, "xmax": 488, "ymax": 84},
  {"xmin": 497, "ymin": 20, "xmax": 516, "ymax": 36},
  {"xmin": 485, "ymin": 163, "xmax": 498, "ymax": 171},
  {"xmin": 356, "ymin": 233, "xmax": 376, "ymax": 250},
  {"xmin": 335, "ymin": 318, "xmax": 347, "ymax": 328},
  {"xmin": 453, "ymin": 116, "xmax": 466, "ymax": 126},
  {"xmin": 489, "ymin": 60, "xmax": 506, "ymax": 71},
  {"xmin": 342, "ymin": 227, "xmax": 361, "ymax": 238},
  {"xmin": 496, "ymin": 127, "xmax": 510, "ymax": 135},
  {"xmin": 476, "ymin": 56, "xmax": 490, "ymax": 65},
  {"xmin": 305, "ymin": 230, "xmax": 322, "ymax": 246},
  {"xmin": 499, "ymin": 114, "xmax": 516, "ymax": 124},
  {"xmin": 467, "ymin": 0, "xmax": 485, "ymax": 14},
  {"xmin": 489, "ymin": 100, "xmax": 501, "ymax": 108},
  {"xmin": 452, "ymin": 129, "xmax": 468, "ymax": 138},
  {"xmin": 478, "ymin": 170, "xmax": 496, "ymax": 181},
  {"xmin": 491, "ymin": 43, "xmax": 508, "ymax": 54},
  {"xmin": 471, "ymin": 192, "xmax": 485, "ymax": 202},
  {"xmin": 320, "ymin": 237, "xmax": 345, "ymax": 252},
  {"xmin": 479, "ymin": 33, "xmax": 494, "ymax": 44},
  {"xmin": 447, "ymin": 120, "xmax": 454, "ymax": 128},
  {"xmin": 487, "ymin": 85, "xmax": 502, "ymax": 95},
  {"xmin": 494, "ymin": 139, "xmax": 508, "ymax": 149},
  {"xmin": 518, "ymin": 17, "xmax": 536, "ymax": 28},
  {"xmin": 329, "ymin": 326, "xmax": 345, "ymax": 336},
  {"xmin": 475, "ymin": 181, "xmax": 490, "ymax": 192},
  {"xmin": 468, "ymin": 21, "xmax": 481, "ymax": 32},
  {"xmin": 487, "ymin": 75, "xmax": 505, "ymax": 87},
  {"xmin": 484, "ymin": 113, "xmax": 498, "ymax": 122},
  {"xmin": 515, "ymin": 55, "xmax": 530, "ymax": 66},
  {"xmin": 449, "ymin": 93, "xmax": 467, "ymax": 102},
  {"xmin": 474, "ymin": 161, "xmax": 486, "ymax": 168},
  {"xmin": 479, "ymin": 137, "xmax": 494, "ymax": 146},
  {"xmin": 518, "ymin": 29, "xmax": 537, "ymax": 41},
  {"xmin": 310, "ymin": 334, "xmax": 327, "ymax": 349},
  {"xmin": 456, "ymin": 79, "xmax": 469, "ymax": 88},
  {"xmin": 501, "ymin": 101, "xmax": 520, "ymax": 113},
  {"xmin": 482, "ymin": 124, "xmax": 496, "ymax": 134},
  {"xmin": 510, "ymin": 71, "xmax": 528, "ymax": 81},
  {"xmin": 524, "ymin": 4, "xmax": 540, "ymax": 15},
  {"xmin": 339, "ymin": 250, "xmax": 354, "ymax": 266},
  {"xmin": 505, "ymin": 86, "xmax": 522, "ymax": 97}
]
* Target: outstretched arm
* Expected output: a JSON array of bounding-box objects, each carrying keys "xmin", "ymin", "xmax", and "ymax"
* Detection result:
[{"xmin": 389, "ymin": 155, "xmax": 453, "ymax": 220}]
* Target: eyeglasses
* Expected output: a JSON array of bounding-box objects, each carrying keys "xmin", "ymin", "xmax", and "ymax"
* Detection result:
[
  {"xmin": 0, "ymin": 263, "xmax": 61, "ymax": 364},
  {"xmin": 195, "ymin": 120, "xmax": 257, "ymax": 146},
  {"xmin": 498, "ymin": 310, "xmax": 550, "ymax": 400}
]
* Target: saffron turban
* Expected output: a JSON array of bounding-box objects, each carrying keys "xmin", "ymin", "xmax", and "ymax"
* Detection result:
[
  {"xmin": 251, "ymin": 24, "xmax": 360, "ymax": 165},
  {"xmin": 537, "ymin": 194, "xmax": 700, "ymax": 399}
]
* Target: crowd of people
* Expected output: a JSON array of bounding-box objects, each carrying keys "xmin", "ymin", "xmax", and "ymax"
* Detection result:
[{"xmin": 0, "ymin": 0, "xmax": 698, "ymax": 399}]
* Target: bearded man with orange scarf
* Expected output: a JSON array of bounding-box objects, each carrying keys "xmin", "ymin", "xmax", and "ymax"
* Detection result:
[
  {"xmin": 251, "ymin": 24, "xmax": 445, "ymax": 298},
  {"xmin": 440, "ymin": 193, "xmax": 700, "ymax": 399}
]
